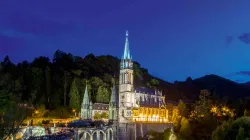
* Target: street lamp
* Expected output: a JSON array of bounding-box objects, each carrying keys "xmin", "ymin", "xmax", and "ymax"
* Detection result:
[
  {"xmin": 72, "ymin": 109, "xmax": 76, "ymax": 117},
  {"xmin": 35, "ymin": 110, "xmax": 39, "ymax": 114}
]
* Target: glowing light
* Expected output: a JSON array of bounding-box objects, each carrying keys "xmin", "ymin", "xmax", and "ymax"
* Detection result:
[
  {"xmin": 211, "ymin": 106, "xmax": 218, "ymax": 113},
  {"xmin": 35, "ymin": 110, "xmax": 39, "ymax": 114}
]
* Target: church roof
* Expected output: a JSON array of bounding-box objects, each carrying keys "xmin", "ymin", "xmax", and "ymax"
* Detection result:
[
  {"xmin": 135, "ymin": 87, "xmax": 163, "ymax": 96},
  {"xmin": 110, "ymin": 84, "xmax": 117, "ymax": 104},
  {"xmin": 82, "ymin": 84, "xmax": 90, "ymax": 105},
  {"xmin": 93, "ymin": 103, "xmax": 109, "ymax": 110},
  {"xmin": 135, "ymin": 87, "xmax": 155, "ymax": 95},
  {"xmin": 122, "ymin": 30, "xmax": 132, "ymax": 60},
  {"xmin": 139, "ymin": 103, "xmax": 161, "ymax": 108}
]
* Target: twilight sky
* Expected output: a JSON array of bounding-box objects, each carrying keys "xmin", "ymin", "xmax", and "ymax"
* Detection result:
[{"xmin": 1, "ymin": 0, "xmax": 250, "ymax": 83}]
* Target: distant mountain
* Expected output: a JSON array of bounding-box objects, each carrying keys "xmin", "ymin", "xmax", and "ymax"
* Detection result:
[
  {"xmin": 161, "ymin": 74, "xmax": 250, "ymax": 101},
  {"xmin": 243, "ymin": 81, "xmax": 250, "ymax": 87}
]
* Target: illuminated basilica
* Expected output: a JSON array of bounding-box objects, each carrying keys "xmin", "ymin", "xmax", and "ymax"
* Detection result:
[
  {"xmin": 80, "ymin": 30, "xmax": 169, "ymax": 124},
  {"xmin": 118, "ymin": 31, "xmax": 169, "ymax": 124}
]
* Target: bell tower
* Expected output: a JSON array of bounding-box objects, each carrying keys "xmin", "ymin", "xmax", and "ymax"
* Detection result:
[{"xmin": 119, "ymin": 30, "xmax": 135, "ymax": 123}]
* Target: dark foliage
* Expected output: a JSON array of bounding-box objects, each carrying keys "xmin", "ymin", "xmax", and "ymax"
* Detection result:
[{"xmin": 1, "ymin": 50, "xmax": 250, "ymax": 112}]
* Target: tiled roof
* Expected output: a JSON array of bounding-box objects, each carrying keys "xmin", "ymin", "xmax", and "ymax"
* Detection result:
[
  {"xmin": 135, "ymin": 87, "xmax": 163, "ymax": 96},
  {"xmin": 93, "ymin": 103, "xmax": 109, "ymax": 110},
  {"xmin": 135, "ymin": 87, "xmax": 155, "ymax": 95},
  {"xmin": 139, "ymin": 103, "xmax": 161, "ymax": 108}
]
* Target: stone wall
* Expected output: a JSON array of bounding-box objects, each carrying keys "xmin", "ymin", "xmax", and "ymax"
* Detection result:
[{"xmin": 118, "ymin": 123, "xmax": 173, "ymax": 140}]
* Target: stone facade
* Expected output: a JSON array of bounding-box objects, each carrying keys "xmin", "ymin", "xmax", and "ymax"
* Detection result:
[
  {"xmin": 80, "ymin": 84, "xmax": 117, "ymax": 121},
  {"xmin": 80, "ymin": 31, "xmax": 172, "ymax": 140}
]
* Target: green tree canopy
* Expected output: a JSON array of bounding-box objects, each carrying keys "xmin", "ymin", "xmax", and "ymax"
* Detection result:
[
  {"xmin": 69, "ymin": 79, "xmax": 80, "ymax": 111},
  {"xmin": 96, "ymin": 85, "xmax": 110, "ymax": 103},
  {"xmin": 93, "ymin": 112, "xmax": 101, "ymax": 120},
  {"xmin": 100, "ymin": 112, "xmax": 109, "ymax": 119}
]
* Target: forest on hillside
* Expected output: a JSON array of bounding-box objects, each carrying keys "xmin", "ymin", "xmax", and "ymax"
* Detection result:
[{"xmin": 0, "ymin": 50, "xmax": 163, "ymax": 112}]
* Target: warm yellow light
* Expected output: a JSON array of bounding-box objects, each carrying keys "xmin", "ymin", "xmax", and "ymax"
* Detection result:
[
  {"xmin": 211, "ymin": 106, "xmax": 218, "ymax": 113},
  {"xmin": 35, "ymin": 110, "xmax": 39, "ymax": 114}
]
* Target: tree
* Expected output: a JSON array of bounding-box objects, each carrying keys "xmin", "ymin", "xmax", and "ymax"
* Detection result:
[
  {"xmin": 100, "ymin": 112, "xmax": 109, "ymax": 119},
  {"xmin": 45, "ymin": 67, "xmax": 52, "ymax": 105},
  {"xmin": 63, "ymin": 71, "xmax": 70, "ymax": 106},
  {"xmin": 93, "ymin": 112, "xmax": 101, "ymax": 120},
  {"xmin": 244, "ymin": 109, "xmax": 248, "ymax": 116},
  {"xmin": 212, "ymin": 120, "xmax": 232, "ymax": 140},
  {"xmin": 179, "ymin": 117, "xmax": 192, "ymax": 138},
  {"xmin": 96, "ymin": 85, "xmax": 110, "ymax": 103},
  {"xmin": 190, "ymin": 89, "xmax": 212, "ymax": 121},
  {"xmin": 190, "ymin": 89, "xmax": 218, "ymax": 139},
  {"xmin": 166, "ymin": 103, "xmax": 174, "ymax": 121},
  {"xmin": 236, "ymin": 127, "xmax": 245, "ymax": 140},
  {"xmin": 186, "ymin": 77, "xmax": 192, "ymax": 82},
  {"xmin": 177, "ymin": 100, "xmax": 186, "ymax": 117},
  {"xmin": 150, "ymin": 79, "xmax": 159, "ymax": 86},
  {"xmin": 0, "ymin": 101, "xmax": 29, "ymax": 140},
  {"xmin": 69, "ymin": 79, "xmax": 80, "ymax": 111},
  {"xmin": 90, "ymin": 77, "xmax": 103, "ymax": 102}
]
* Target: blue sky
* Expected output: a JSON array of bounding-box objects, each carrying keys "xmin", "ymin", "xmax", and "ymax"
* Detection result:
[{"xmin": 0, "ymin": 0, "xmax": 250, "ymax": 83}]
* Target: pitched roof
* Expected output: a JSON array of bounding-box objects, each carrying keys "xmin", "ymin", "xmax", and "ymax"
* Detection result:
[{"xmin": 93, "ymin": 103, "xmax": 109, "ymax": 110}]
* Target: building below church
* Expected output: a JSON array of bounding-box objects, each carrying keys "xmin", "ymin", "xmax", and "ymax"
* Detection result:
[{"xmin": 80, "ymin": 83, "xmax": 117, "ymax": 121}]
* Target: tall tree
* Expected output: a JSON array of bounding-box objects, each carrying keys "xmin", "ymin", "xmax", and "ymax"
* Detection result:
[
  {"xmin": 96, "ymin": 85, "xmax": 110, "ymax": 103},
  {"xmin": 179, "ymin": 117, "xmax": 192, "ymax": 138},
  {"xmin": 45, "ymin": 67, "xmax": 52, "ymax": 104},
  {"xmin": 69, "ymin": 79, "xmax": 80, "ymax": 110},
  {"xmin": 178, "ymin": 99, "xmax": 187, "ymax": 117},
  {"xmin": 0, "ymin": 102, "xmax": 29, "ymax": 140}
]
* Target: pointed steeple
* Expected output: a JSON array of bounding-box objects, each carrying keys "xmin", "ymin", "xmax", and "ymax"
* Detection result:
[
  {"xmin": 110, "ymin": 84, "xmax": 117, "ymax": 105},
  {"xmin": 82, "ymin": 82, "xmax": 89, "ymax": 106},
  {"xmin": 109, "ymin": 83, "xmax": 118, "ymax": 121},
  {"xmin": 123, "ymin": 30, "xmax": 131, "ymax": 60}
]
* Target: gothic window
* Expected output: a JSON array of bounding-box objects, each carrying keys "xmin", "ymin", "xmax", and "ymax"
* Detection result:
[
  {"xmin": 127, "ymin": 111, "xmax": 131, "ymax": 116},
  {"xmin": 125, "ymin": 72, "xmax": 128, "ymax": 84},
  {"xmin": 140, "ymin": 96, "xmax": 143, "ymax": 104},
  {"xmin": 128, "ymin": 73, "xmax": 131, "ymax": 84}
]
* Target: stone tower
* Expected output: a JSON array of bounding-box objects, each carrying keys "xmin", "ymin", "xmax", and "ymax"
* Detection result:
[
  {"xmin": 118, "ymin": 30, "xmax": 135, "ymax": 123},
  {"xmin": 81, "ymin": 83, "xmax": 92, "ymax": 119},
  {"xmin": 118, "ymin": 30, "xmax": 136, "ymax": 140},
  {"xmin": 109, "ymin": 84, "xmax": 118, "ymax": 121}
]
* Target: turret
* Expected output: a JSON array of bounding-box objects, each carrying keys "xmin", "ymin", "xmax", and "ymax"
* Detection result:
[
  {"xmin": 109, "ymin": 84, "xmax": 118, "ymax": 121},
  {"xmin": 118, "ymin": 30, "xmax": 135, "ymax": 123},
  {"xmin": 120, "ymin": 31, "xmax": 133, "ymax": 70},
  {"xmin": 81, "ymin": 83, "xmax": 91, "ymax": 119}
]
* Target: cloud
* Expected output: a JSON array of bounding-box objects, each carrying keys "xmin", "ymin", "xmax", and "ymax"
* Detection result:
[
  {"xmin": 235, "ymin": 71, "xmax": 250, "ymax": 76},
  {"xmin": 238, "ymin": 33, "xmax": 250, "ymax": 45}
]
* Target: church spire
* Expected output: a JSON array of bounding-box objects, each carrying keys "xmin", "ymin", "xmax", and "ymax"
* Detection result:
[
  {"xmin": 110, "ymin": 84, "xmax": 117, "ymax": 105},
  {"xmin": 123, "ymin": 30, "xmax": 131, "ymax": 60},
  {"xmin": 82, "ymin": 82, "xmax": 89, "ymax": 105}
]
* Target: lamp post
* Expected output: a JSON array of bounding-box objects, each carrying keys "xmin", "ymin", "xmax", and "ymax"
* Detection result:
[{"xmin": 72, "ymin": 109, "xmax": 76, "ymax": 117}]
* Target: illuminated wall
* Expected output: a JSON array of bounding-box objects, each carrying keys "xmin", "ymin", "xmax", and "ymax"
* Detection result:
[{"xmin": 132, "ymin": 107, "xmax": 169, "ymax": 123}]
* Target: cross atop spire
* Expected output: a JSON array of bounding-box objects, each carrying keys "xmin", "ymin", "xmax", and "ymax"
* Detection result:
[{"xmin": 123, "ymin": 30, "xmax": 132, "ymax": 60}]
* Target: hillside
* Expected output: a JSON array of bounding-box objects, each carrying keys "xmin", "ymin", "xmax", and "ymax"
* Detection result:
[
  {"xmin": 168, "ymin": 74, "xmax": 250, "ymax": 102},
  {"xmin": 1, "ymin": 50, "xmax": 250, "ymax": 110}
]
